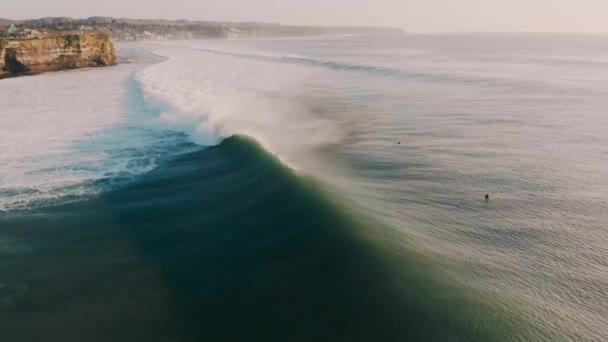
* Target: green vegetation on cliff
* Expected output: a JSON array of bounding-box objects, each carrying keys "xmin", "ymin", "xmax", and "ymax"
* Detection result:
[{"xmin": 63, "ymin": 34, "xmax": 80, "ymax": 47}]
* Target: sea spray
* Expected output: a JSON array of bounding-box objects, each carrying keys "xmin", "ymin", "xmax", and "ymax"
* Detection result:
[{"xmin": 134, "ymin": 44, "xmax": 344, "ymax": 168}]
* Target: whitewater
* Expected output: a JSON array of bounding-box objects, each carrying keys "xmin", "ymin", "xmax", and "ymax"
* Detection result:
[{"xmin": 1, "ymin": 34, "xmax": 608, "ymax": 341}]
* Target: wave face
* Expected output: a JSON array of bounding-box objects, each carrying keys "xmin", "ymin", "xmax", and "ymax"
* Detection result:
[
  {"xmin": 2, "ymin": 34, "xmax": 608, "ymax": 341},
  {"xmin": 0, "ymin": 136, "xmax": 518, "ymax": 342}
]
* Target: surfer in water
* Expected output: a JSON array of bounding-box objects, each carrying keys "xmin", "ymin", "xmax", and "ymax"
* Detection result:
[{"xmin": 485, "ymin": 194, "xmax": 490, "ymax": 201}]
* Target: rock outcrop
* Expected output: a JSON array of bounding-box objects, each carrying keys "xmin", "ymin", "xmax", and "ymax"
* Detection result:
[{"xmin": 0, "ymin": 33, "xmax": 115, "ymax": 78}]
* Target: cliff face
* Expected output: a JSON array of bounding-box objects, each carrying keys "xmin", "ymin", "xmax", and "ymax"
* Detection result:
[{"xmin": 0, "ymin": 33, "xmax": 115, "ymax": 77}]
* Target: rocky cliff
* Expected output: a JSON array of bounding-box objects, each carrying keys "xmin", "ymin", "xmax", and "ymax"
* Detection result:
[{"xmin": 0, "ymin": 33, "xmax": 115, "ymax": 78}]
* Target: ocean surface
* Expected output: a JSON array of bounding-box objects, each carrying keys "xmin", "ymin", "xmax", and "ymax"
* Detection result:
[{"xmin": 1, "ymin": 34, "xmax": 607, "ymax": 341}]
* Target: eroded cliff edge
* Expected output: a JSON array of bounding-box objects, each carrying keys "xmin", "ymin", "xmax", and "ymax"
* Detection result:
[{"xmin": 0, "ymin": 33, "xmax": 116, "ymax": 78}]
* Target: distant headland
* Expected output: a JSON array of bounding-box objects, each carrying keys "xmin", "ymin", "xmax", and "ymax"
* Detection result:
[{"xmin": 0, "ymin": 17, "xmax": 404, "ymax": 41}]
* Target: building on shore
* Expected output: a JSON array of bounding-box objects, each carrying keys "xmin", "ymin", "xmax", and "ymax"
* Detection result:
[
  {"xmin": 7, "ymin": 24, "xmax": 18, "ymax": 37},
  {"xmin": 79, "ymin": 25, "xmax": 93, "ymax": 33},
  {"xmin": 5, "ymin": 25, "xmax": 44, "ymax": 39},
  {"xmin": 20, "ymin": 29, "xmax": 43, "ymax": 38}
]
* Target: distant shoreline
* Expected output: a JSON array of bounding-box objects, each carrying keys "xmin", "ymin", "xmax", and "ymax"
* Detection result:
[{"xmin": 0, "ymin": 17, "xmax": 403, "ymax": 41}]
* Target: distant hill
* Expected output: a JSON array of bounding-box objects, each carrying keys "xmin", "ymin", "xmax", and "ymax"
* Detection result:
[
  {"xmin": 0, "ymin": 17, "xmax": 404, "ymax": 41},
  {"xmin": 0, "ymin": 18, "xmax": 17, "ymax": 26}
]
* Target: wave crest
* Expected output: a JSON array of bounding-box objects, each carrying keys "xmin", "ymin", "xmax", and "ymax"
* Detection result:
[{"xmin": 135, "ymin": 47, "xmax": 344, "ymax": 167}]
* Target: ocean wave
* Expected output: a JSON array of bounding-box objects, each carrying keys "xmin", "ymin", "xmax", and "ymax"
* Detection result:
[
  {"xmin": 0, "ymin": 132, "xmax": 526, "ymax": 341},
  {"xmin": 191, "ymin": 46, "xmax": 426, "ymax": 78},
  {"xmin": 187, "ymin": 46, "xmax": 581, "ymax": 91}
]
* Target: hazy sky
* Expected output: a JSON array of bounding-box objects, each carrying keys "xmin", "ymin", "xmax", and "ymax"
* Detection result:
[{"xmin": 4, "ymin": 0, "xmax": 608, "ymax": 33}]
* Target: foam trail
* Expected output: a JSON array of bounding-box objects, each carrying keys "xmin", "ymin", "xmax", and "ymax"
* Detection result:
[
  {"xmin": 0, "ymin": 51, "xmax": 192, "ymax": 212},
  {"xmin": 179, "ymin": 44, "xmax": 583, "ymax": 91},
  {"xmin": 190, "ymin": 46, "xmax": 425, "ymax": 78}
]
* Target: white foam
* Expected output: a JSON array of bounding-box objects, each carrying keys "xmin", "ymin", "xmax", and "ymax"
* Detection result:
[
  {"xmin": 0, "ymin": 60, "xmax": 172, "ymax": 212},
  {"xmin": 136, "ymin": 42, "xmax": 344, "ymax": 166},
  {"xmin": 0, "ymin": 42, "xmax": 344, "ymax": 212}
]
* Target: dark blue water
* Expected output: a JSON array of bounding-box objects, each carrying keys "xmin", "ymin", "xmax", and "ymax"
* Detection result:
[{"xmin": 0, "ymin": 136, "xmax": 520, "ymax": 341}]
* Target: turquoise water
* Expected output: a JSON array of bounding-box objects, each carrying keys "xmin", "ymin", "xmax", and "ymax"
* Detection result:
[{"xmin": 1, "ymin": 34, "xmax": 608, "ymax": 341}]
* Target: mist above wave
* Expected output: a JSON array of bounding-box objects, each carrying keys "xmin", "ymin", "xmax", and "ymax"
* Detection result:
[{"xmin": 135, "ymin": 42, "xmax": 344, "ymax": 167}]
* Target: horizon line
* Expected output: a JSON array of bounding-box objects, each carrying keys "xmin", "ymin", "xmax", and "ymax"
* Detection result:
[{"xmin": 2, "ymin": 16, "xmax": 608, "ymax": 35}]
